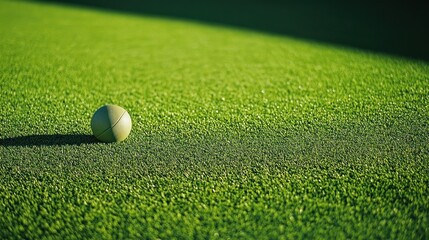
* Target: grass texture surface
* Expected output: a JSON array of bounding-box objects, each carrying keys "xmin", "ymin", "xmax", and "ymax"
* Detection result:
[{"xmin": 1, "ymin": 1, "xmax": 429, "ymax": 239}]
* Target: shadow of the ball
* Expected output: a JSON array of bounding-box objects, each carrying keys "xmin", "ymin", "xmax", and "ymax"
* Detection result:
[{"xmin": 0, "ymin": 134, "xmax": 98, "ymax": 147}]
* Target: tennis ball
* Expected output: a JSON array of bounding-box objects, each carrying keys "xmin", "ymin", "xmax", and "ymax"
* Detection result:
[{"xmin": 91, "ymin": 104, "xmax": 132, "ymax": 143}]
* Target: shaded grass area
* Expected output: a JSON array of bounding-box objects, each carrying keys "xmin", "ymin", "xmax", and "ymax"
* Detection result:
[
  {"xmin": 1, "ymin": 0, "xmax": 429, "ymax": 238},
  {"xmin": 0, "ymin": 134, "xmax": 97, "ymax": 147},
  {"xmin": 33, "ymin": 0, "xmax": 429, "ymax": 61}
]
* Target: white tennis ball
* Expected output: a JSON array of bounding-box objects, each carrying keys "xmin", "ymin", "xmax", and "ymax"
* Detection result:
[{"xmin": 91, "ymin": 104, "xmax": 132, "ymax": 143}]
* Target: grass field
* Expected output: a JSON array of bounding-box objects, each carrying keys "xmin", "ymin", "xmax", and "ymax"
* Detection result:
[{"xmin": 1, "ymin": 0, "xmax": 429, "ymax": 239}]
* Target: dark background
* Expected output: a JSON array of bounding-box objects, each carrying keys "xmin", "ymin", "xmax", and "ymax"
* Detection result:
[{"xmin": 34, "ymin": 0, "xmax": 429, "ymax": 61}]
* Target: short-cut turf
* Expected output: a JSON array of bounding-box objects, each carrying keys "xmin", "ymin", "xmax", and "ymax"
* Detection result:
[{"xmin": 1, "ymin": 1, "xmax": 428, "ymax": 239}]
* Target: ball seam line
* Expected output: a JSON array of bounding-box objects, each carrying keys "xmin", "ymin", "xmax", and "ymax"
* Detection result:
[{"xmin": 94, "ymin": 110, "xmax": 127, "ymax": 139}]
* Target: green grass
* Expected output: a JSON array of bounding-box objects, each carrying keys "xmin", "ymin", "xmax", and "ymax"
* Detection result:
[{"xmin": 1, "ymin": 0, "xmax": 429, "ymax": 239}]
